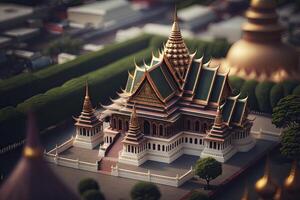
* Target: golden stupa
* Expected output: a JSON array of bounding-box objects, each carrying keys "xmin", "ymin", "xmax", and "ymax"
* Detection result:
[{"xmin": 224, "ymin": 0, "xmax": 299, "ymax": 82}]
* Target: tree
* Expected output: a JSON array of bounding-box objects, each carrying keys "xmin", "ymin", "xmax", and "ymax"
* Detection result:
[
  {"xmin": 272, "ymin": 95, "xmax": 300, "ymax": 128},
  {"xmin": 78, "ymin": 178, "xmax": 100, "ymax": 195},
  {"xmin": 130, "ymin": 181, "xmax": 161, "ymax": 200},
  {"xmin": 195, "ymin": 157, "xmax": 222, "ymax": 189},
  {"xmin": 270, "ymin": 83, "xmax": 284, "ymax": 108},
  {"xmin": 82, "ymin": 189, "xmax": 105, "ymax": 200},
  {"xmin": 280, "ymin": 124, "xmax": 300, "ymax": 160},
  {"xmin": 272, "ymin": 95, "xmax": 300, "ymax": 161},
  {"xmin": 188, "ymin": 191, "xmax": 209, "ymax": 200}
]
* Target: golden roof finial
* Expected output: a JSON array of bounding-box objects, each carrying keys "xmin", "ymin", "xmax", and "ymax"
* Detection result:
[
  {"xmin": 284, "ymin": 160, "xmax": 300, "ymax": 195},
  {"xmin": 241, "ymin": 187, "xmax": 250, "ymax": 200},
  {"xmin": 255, "ymin": 157, "xmax": 278, "ymax": 199},
  {"xmin": 85, "ymin": 80, "xmax": 89, "ymax": 98},
  {"xmin": 173, "ymin": 5, "xmax": 178, "ymax": 22},
  {"xmin": 82, "ymin": 81, "xmax": 93, "ymax": 113},
  {"xmin": 214, "ymin": 105, "xmax": 223, "ymax": 126},
  {"xmin": 130, "ymin": 104, "xmax": 139, "ymax": 128},
  {"xmin": 23, "ymin": 111, "xmax": 43, "ymax": 159}
]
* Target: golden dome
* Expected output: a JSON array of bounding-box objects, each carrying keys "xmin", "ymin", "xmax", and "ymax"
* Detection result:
[
  {"xmin": 255, "ymin": 159, "xmax": 278, "ymax": 199},
  {"xmin": 226, "ymin": 40, "xmax": 299, "ymax": 82},
  {"xmin": 225, "ymin": 0, "xmax": 300, "ymax": 82}
]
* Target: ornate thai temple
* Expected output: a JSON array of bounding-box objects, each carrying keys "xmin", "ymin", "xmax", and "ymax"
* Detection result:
[
  {"xmin": 101, "ymin": 10, "xmax": 255, "ymax": 165},
  {"xmin": 225, "ymin": 0, "xmax": 299, "ymax": 82}
]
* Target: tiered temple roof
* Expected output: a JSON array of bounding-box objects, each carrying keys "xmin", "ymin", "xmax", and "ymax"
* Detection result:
[
  {"xmin": 104, "ymin": 9, "xmax": 249, "ymax": 128},
  {"xmin": 74, "ymin": 83, "xmax": 101, "ymax": 128},
  {"xmin": 205, "ymin": 106, "xmax": 230, "ymax": 141},
  {"xmin": 122, "ymin": 106, "xmax": 146, "ymax": 145}
]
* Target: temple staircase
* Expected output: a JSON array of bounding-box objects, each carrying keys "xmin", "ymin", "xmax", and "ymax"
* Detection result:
[{"xmin": 99, "ymin": 133, "xmax": 124, "ymax": 172}]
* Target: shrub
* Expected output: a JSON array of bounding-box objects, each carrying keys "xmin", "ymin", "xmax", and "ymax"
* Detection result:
[
  {"xmin": 240, "ymin": 79, "xmax": 259, "ymax": 110},
  {"xmin": 292, "ymin": 84, "xmax": 300, "ymax": 95},
  {"xmin": 270, "ymin": 83, "xmax": 284, "ymax": 108},
  {"xmin": 255, "ymin": 81, "xmax": 275, "ymax": 113},
  {"xmin": 282, "ymin": 80, "xmax": 299, "ymax": 96},
  {"xmin": 78, "ymin": 178, "xmax": 100, "ymax": 195},
  {"xmin": 81, "ymin": 189, "xmax": 105, "ymax": 200},
  {"xmin": 228, "ymin": 76, "xmax": 245, "ymax": 94},
  {"xmin": 131, "ymin": 181, "xmax": 161, "ymax": 200},
  {"xmin": 0, "ymin": 34, "xmax": 153, "ymax": 109}
]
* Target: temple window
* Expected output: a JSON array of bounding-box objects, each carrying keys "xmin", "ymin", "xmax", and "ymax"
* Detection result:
[
  {"xmin": 195, "ymin": 121, "xmax": 200, "ymax": 132},
  {"xmin": 189, "ymin": 138, "xmax": 193, "ymax": 144},
  {"xmin": 187, "ymin": 120, "xmax": 191, "ymax": 130},
  {"xmin": 185, "ymin": 137, "xmax": 188, "ymax": 143},
  {"xmin": 148, "ymin": 143, "xmax": 151, "ymax": 149},
  {"xmin": 152, "ymin": 124, "xmax": 157, "ymax": 135},
  {"xmin": 110, "ymin": 137, "xmax": 112, "ymax": 143},
  {"xmin": 118, "ymin": 119, "xmax": 123, "ymax": 130},
  {"xmin": 202, "ymin": 123, "xmax": 207, "ymax": 132},
  {"xmin": 153, "ymin": 143, "xmax": 156, "ymax": 150},
  {"xmin": 144, "ymin": 121, "xmax": 150, "ymax": 135},
  {"xmin": 158, "ymin": 144, "xmax": 161, "ymax": 151},
  {"xmin": 162, "ymin": 145, "xmax": 165, "ymax": 151},
  {"xmin": 83, "ymin": 129, "xmax": 86, "ymax": 136},
  {"xmin": 218, "ymin": 143, "xmax": 220, "ymax": 150},
  {"xmin": 159, "ymin": 125, "xmax": 164, "ymax": 136},
  {"xmin": 209, "ymin": 141, "xmax": 212, "ymax": 148},
  {"xmin": 200, "ymin": 139, "xmax": 202, "ymax": 145},
  {"xmin": 112, "ymin": 118, "xmax": 116, "ymax": 129},
  {"xmin": 194, "ymin": 138, "xmax": 198, "ymax": 144},
  {"xmin": 125, "ymin": 121, "xmax": 129, "ymax": 131}
]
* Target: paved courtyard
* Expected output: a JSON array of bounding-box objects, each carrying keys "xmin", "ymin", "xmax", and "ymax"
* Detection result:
[{"xmin": 48, "ymin": 138, "xmax": 277, "ymax": 200}]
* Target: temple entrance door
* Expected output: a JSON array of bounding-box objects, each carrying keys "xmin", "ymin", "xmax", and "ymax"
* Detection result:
[{"xmin": 144, "ymin": 120, "xmax": 150, "ymax": 135}]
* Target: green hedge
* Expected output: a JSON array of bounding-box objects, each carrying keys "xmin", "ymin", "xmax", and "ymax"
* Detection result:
[
  {"xmin": 149, "ymin": 35, "xmax": 231, "ymax": 60},
  {"xmin": 0, "ymin": 106, "xmax": 26, "ymax": 148},
  {"xmin": 240, "ymin": 79, "xmax": 259, "ymax": 111},
  {"xmin": 255, "ymin": 81, "xmax": 275, "ymax": 113},
  {"xmin": 228, "ymin": 76, "xmax": 245, "ymax": 94},
  {"xmin": 270, "ymin": 83, "xmax": 284, "ymax": 108},
  {"xmin": 0, "ymin": 48, "xmax": 152, "ymax": 148},
  {"xmin": 0, "ymin": 35, "xmax": 153, "ymax": 109}
]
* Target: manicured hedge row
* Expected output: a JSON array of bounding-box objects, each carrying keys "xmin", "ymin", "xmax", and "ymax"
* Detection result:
[
  {"xmin": 229, "ymin": 76, "xmax": 300, "ymax": 114},
  {"xmin": 0, "ymin": 34, "xmax": 153, "ymax": 109},
  {"xmin": 149, "ymin": 35, "xmax": 231, "ymax": 60},
  {"xmin": 0, "ymin": 48, "xmax": 153, "ymax": 148}
]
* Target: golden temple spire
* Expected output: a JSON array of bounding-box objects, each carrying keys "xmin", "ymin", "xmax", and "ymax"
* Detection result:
[
  {"xmin": 284, "ymin": 160, "xmax": 300, "ymax": 198},
  {"xmin": 23, "ymin": 111, "xmax": 43, "ymax": 159},
  {"xmin": 83, "ymin": 81, "xmax": 93, "ymax": 113},
  {"xmin": 130, "ymin": 105, "xmax": 139, "ymax": 129},
  {"xmin": 214, "ymin": 105, "xmax": 223, "ymax": 127},
  {"xmin": 255, "ymin": 157, "xmax": 278, "ymax": 199},
  {"xmin": 241, "ymin": 187, "xmax": 250, "ymax": 200},
  {"xmin": 164, "ymin": 6, "xmax": 190, "ymax": 83}
]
